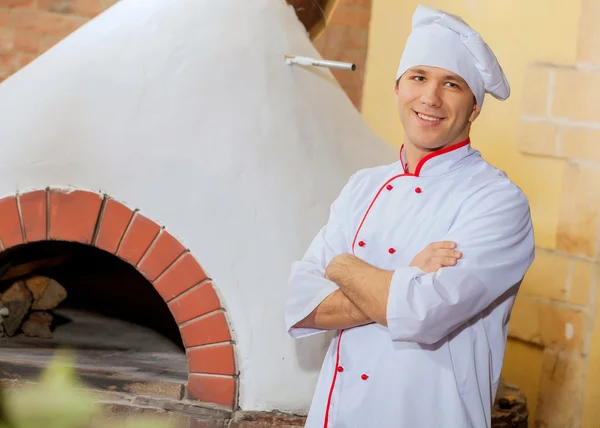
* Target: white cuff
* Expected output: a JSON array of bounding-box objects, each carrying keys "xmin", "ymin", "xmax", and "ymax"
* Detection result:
[
  {"xmin": 286, "ymin": 286, "xmax": 338, "ymax": 339},
  {"xmin": 386, "ymin": 266, "xmax": 426, "ymax": 341}
]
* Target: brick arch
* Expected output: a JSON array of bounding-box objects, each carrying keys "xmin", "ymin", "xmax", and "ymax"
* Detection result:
[{"xmin": 0, "ymin": 188, "xmax": 238, "ymax": 409}]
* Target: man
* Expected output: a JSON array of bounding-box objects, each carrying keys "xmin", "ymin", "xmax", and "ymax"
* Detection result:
[{"xmin": 284, "ymin": 4, "xmax": 535, "ymax": 428}]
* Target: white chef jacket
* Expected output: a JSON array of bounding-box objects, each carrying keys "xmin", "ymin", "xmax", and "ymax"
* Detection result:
[{"xmin": 285, "ymin": 140, "xmax": 535, "ymax": 428}]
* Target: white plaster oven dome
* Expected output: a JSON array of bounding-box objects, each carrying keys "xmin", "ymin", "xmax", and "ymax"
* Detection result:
[{"xmin": 0, "ymin": 0, "xmax": 395, "ymax": 413}]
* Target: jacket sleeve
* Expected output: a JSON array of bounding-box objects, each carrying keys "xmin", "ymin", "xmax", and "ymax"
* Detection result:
[
  {"xmin": 386, "ymin": 181, "xmax": 535, "ymax": 345},
  {"xmin": 284, "ymin": 174, "xmax": 355, "ymax": 339}
]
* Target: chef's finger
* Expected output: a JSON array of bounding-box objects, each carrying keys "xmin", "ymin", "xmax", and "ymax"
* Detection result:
[
  {"xmin": 432, "ymin": 249, "xmax": 462, "ymax": 259},
  {"xmin": 431, "ymin": 256, "xmax": 458, "ymax": 267},
  {"xmin": 429, "ymin": 241, "xmax": 457, "ymax": 250},
  {"xmin": 442, "ymin": 257, "xmax": 458, "ymax": 266}
]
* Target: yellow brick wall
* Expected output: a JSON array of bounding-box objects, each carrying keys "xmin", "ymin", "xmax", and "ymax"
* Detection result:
[
  {"xmin": 520, "ymin": 61, "xmax": 600, "ymax": 427},
  {"xmin": 362, "ymin": 0, "xmax": 600, "ymax": 427}
]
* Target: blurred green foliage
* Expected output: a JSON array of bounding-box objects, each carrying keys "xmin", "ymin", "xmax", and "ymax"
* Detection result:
[{"xmin": 0, "ymin": 352, "xmax": 173, "ymax": 428}]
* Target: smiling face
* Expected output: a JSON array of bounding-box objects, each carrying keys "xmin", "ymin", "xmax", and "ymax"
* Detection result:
[{"xmin": 395, "ymin": 65, "xmax": 480, "ymax": 152}]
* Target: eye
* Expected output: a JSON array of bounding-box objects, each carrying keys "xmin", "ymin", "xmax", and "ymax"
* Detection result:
[
  {"xmin": 413, "ymin": 76, "xmax": 425, "ymax": 82},
  {"xmin": 445, "ymin": 82, "xmax": 459, "ymax": 88}
]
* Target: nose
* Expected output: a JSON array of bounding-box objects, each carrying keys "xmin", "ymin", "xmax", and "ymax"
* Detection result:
[{"xmin": 420, "ymin": 84, "xmax": 442, "ymax": 108}]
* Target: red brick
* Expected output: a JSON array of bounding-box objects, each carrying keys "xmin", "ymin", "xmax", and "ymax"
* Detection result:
[
  {"xmin": 323, "ymin": 26, "xmax": 368, "ymax": 49},
  {"xmin": 329, "ymin": 7, "xmax": 370, "ymax": 29},
  {"xmin": 348, "ymin": 81, "xmax": 365, "ymax": 106},
  {"xmin": 322, "ymin": 46, "xmax": 367, "ymax": 73},
  {"xmin": 0, "ymin": 196, "xmax": 24, "ymax": 249},
  {"xmin": 13, "ymin": 9, "xmax": 87, "ymax": 37},
  {"xmin": 100, "ymin": 0, "xmax": 118, "ymax": 8},
  {"xmin": 188, "ymin": 344, "xmax": 235, "ymax": 376},
  {"xmin": 168, "ymin": 281, "xmax": 221, "ymax": 324},
  {"xmin": 116, "ymin": 213, "xmax": 160, "ymax": 266},
  {"xmin": 94, "ymin": 199, "xmax": 133, "ymax": 254},
  {"xmin": 0, "ymin": 0, "xmax": 35, "ymax": 7},
  {"xmin": 337, "ymin": 47, "xmax": 366, "ymax": 69},
  {"xmin": 350, "ymin": 96, "xmax": 362, "ymax": 110},
  {"xmin": 180, "ymin": 312, "xmax": 231, "ymax": 347},
  {"xmin": 138, "ymin": 230, "xmax": 186, "ymax": 281},
  {"xmin": 14, "ymin": 32, "xmax": 38, "ymax": 53},
  {"xmin": 153, "ymin": 253, "xmax": 207, "ymax": 301},
  {"xmin": 187, "ymin": 374, "xmax": 235, "ymax": 409},
  {"xmin": 0, "ymin": 9, "xmax": 9, "ymax": 27},
  {"xmin": 312, "ymin": 34, "xmax": 326, "ymax": 53},
  {"xmin": 38, "ymin": 0, "xmax": 103, "ymax": 18},
  {"xmin": 38, "ymin": 35, "xmax": 62, "ymax": 53},
  {"xmin": 332, "ymin": 67, "xmax": 362, "ymax": 88},
  {"xmin": 316, "ymin": 39, "xmax": 338, "ymax": 61},
  {"xmin": 18, "ymin": 52, "xmax": 35, "ymax": 67},
  {"xmin": 48, "ymin": 189, "xmax": 102, "ymax": 244},
  {"xmin": 0, "ymin": 52, "xmax": 17, "ymax": 74},
  {"xmin": 341, "ymin": 0, "xmax": 371, "ymax": 6},
  {"xmin": 0, "ymin": 28, "xmax": 13, "ymax": 51},
  {"xmin": 322, "ymin": 45, "xmax": 342, "ymax": 61},
  {"xmin": 18, "ymin": 190, "xmax": 47, "ymax": 242}
]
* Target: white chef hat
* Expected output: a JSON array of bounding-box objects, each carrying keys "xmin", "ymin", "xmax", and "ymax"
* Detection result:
[{"xmin": 396, "ymin": 5, "xmax": 510, "ymax": 109}]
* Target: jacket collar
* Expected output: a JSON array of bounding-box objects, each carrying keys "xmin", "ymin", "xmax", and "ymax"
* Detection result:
[{"xmin": 399, "ymin": 139, "xmax": 474, "ymax": 177}]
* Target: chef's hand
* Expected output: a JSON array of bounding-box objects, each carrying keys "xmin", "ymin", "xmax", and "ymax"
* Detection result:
[
  {"xmin": 409, "ymin": 241, "xmax": 462, "ymax": 273},
  {"xmin": 325, "ymin": 253, "xmax": 358, "ymax": 283}
]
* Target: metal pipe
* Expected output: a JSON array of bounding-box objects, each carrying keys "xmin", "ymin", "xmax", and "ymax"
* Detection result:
[{"xmin": 285, "ymin": 55, "xmax": 356, "ymax": 71}]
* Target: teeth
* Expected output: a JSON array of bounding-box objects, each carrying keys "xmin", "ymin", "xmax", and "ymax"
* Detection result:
[{"xmin": 417, "ymin": 113, "xmax": 441, "ymax": 122}]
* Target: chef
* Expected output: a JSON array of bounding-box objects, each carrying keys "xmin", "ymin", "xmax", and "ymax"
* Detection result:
[{"xmin": 285, "ymin": 4, "xmax": 535, "ymax": 428}]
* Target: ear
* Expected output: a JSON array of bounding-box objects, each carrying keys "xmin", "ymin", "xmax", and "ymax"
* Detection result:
[{"xmin": 468, "ymin": 102, "xmax": 480, "ymax": 123}]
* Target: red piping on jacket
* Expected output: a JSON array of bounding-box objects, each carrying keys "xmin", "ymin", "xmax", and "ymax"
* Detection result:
[
  {"xmin": 323, "ymin": 138, "xmax": 470, "ymax": 427},
  {"xmin": 323, "ymin": 329, "xmax": 344, "ymax": 428},
  {"xmin": 352, "ymin": 138, "xmax": 470, "ymax": 254},
  {"xmin": 399, "ymin": 138, "xmax": 470, "ymax": 176}
]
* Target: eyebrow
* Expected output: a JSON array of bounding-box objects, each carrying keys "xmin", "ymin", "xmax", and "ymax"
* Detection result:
[
  {"xmin": 408, "ymin": 68, "xmax": 464, "ymax": 83},
  {"xmin": 444, "ymin": 75, "xmax": 461, "ymax": 82}
]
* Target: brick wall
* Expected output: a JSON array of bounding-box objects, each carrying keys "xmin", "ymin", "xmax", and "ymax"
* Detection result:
[
  {"xmin": 0, "ymin": 0, "xmax": 119, "ymax": 83},
  {"xmin": 513, "ymin": 62, "xmax": 600, "ymax": 428},
  {"xmin": 508, "ymin": 1, "xmax": 600, "ymax": 421},
  {"xmin": 307, "ymin": 0, "xmax": 372, "ymax": 110},
  {"xmin": 0, "ymin": 0, "xmax": 373, "ymax": 112},
  {"xmin": 0, "ymin": 188, "xmax": 238, "ymax": 410}
]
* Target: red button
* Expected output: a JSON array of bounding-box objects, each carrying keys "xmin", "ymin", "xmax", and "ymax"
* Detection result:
[
  {"xmin": 415, "ymin": 187, "xmax": 422, "ymax": 194},
  {"xmin": 358, "ymin": 241, "xmax": 366, "ymax": 247},
  {"xmin": 361, "ymin": 374, "xmax": 369, "ymax": 380},
  {"xmin": 388, "ymin": 248, "xmax": 396, "ymax": 254},
  {"xmin": 386, "ymin": 184, "xmax": 393, "ymax": 191},
  {"xmin": 337, "ymin": 366, "xmax": 344, "ymax": 372}
]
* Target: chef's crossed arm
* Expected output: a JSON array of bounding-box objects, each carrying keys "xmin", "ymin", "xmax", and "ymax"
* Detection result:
[
  {"xmin": 284, "ymin": 173, "xmax": 372, "ymax": 338},
  {"xmin": 329, "ymin": 182, "xmax": 535, "ymax": 345},
  {"xmin": 285, "ymin": 173, "xmax": 473, "ymax": 340}
]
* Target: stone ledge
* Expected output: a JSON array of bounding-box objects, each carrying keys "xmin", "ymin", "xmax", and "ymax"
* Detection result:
[
  {"xmin": 96, "ymin": 384, "xmax": 526, "ymax": 427},
  {"xmin": 95, "ymin": 390, "xmax": 232, "ymax": 420},
  {"xmin": 4, "ymin": 377, "xmax": 526, "ymax": 427},
  {"xmin": 230, "ymin": 410, "xmax": 306, "ymax": 427}
]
